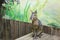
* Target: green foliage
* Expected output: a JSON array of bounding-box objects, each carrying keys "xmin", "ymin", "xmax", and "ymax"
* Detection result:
[{"xmin": 1, "ymin": 0, "xmax": 60, "ymax": 28}]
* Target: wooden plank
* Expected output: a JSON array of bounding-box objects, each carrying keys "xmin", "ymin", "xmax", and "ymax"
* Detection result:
[
  {"xmin": 4, "ymin": 20, "xmax": 11, "ymax": 40},
  {"xmin": 0, "ymin": 19, "xmax": 4, "ymax": 40},
  {"xmin": 18, "ymin": 22, "xmax": 21, "ymax": 37},
  {"xmin": 10, "ymin": 20, "xmax": 15, "ymax": 40},
  {"xmin": 14, "ymin": 21, "xmax": 19, "ymax": 38},
  {"xmin": 25, "ymin": 23, "xmax": 32, "ymax": 34},
  {"xmin": 15, "ymin": 33, "xmax": 60, "ymax": 40},
  {"xmin": 20, "ymin": 22, "xmax": 26, "ymax": 36}
]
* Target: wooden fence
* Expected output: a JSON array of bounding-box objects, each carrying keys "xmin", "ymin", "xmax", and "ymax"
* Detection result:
[
  {"xmin": 0, "ymin": 19, "xmax": 60, "ymax": 40},
  {"xmin": 0, "ymin": 19, "xmax": 32, "ymax": 40}
]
